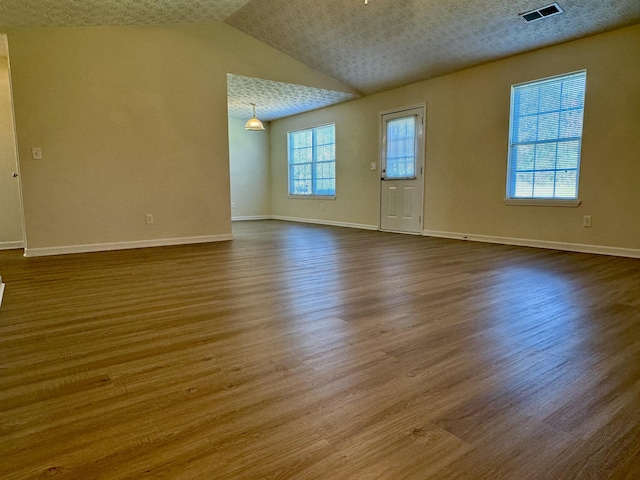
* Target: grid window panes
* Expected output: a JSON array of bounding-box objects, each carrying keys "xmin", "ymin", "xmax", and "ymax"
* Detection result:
[
  {"xmin": 288, "ymin": 124, "xmax": 336, "ymax": 196},
  {"xmin": 507, "ymin": 71, "xmax": 586, "ymax": 200},
  {"xmin": 385, "ymin": 116, "xmax": 416, "ymax": 179}
]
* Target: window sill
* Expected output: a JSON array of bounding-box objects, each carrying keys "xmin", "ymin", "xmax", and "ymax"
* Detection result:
[
  {"xmin": 288, "ymin": 195, "xmax": 336, "ymax": 200},
  {"xmin": 503, "ymin": 198, "xmax": 581, "ymax": 207}
]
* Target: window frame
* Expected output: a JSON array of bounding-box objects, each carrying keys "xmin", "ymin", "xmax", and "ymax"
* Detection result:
[
  {"xmin": 505, "ymin": 70, "xmax": 587, "ymax": 207},
  {"xmin": 287, "ymin": 123, "xmax": 336, "ymax": 199},
  {"xmin": 382, "ymin": 114, "xmax": 419, "ymax": 181}
]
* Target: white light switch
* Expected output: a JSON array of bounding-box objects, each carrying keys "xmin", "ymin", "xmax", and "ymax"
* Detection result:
[{"xmin": 32, "ymin": 147, "xmax": 42, "ymax": 160}]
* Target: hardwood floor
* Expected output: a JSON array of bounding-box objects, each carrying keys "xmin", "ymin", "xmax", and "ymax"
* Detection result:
[{"xmin": 1, "ymin": 220, "xmax": 639, "ymax": 479}]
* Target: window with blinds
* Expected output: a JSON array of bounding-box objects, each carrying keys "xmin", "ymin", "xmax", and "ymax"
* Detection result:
[
  {"xmin": 384, "ymin": 116, "xmax": 417, "ymax": 179},
  {"xmin": 506, "ymin": 70, "xmax": 587, "ymax": 200},
  {"xmin": 288, "ymin": 124, "xmax": 336, "ymax": 197}
]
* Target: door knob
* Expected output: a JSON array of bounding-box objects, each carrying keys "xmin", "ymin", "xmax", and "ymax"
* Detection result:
[{"xmin": 12, "ymin": 173, "xmax": 19, "ymax": 177}]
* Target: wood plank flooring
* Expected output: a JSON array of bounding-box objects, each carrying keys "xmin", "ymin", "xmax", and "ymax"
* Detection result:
[{"xmin": 0, "ymin": 220, "xmax": 639, "ymax": 479}]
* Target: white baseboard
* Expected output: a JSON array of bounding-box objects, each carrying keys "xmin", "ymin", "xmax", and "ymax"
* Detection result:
[
  {"xmin": 232, "ymin": 215, "xmax": 272, "ymax": 221},
  {"xmin": 0, "ymin": 277, "xmax": 4, "ymax": 308},
  {"xmin": 0, "ymin": 241, "xmax": 25, "ymax": 251},
  {"xmin": 272, "ymin": 215, "xmax": 378, "ymax": 231},
  {"xmin": 422, "ymin": 230, "xmax": 640, "ymax": 259},
  {"xmin": 23, "ymin": 234, "xmax": 233, "ymax": 258}
]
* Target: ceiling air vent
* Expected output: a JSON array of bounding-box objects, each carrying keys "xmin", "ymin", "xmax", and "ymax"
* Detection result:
[{"xmin": 521, "ymin": 3, "xmax": 564, "ymax": 22}]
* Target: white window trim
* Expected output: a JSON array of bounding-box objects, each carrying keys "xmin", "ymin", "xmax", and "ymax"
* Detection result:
[
  {"xmin": 505, "ymin": 70, "xmax": 586, "ymax": 205},
  {"xmin": 287, "ymin": 195, "xmax": 336, "ymax": 200},
  {"xmin": 503, "ymin": 198, "xmax": 581, "ymax": 207},
  {"xmin": 287, "ymin": 123, "xmax": 336, "ymax": 198}
]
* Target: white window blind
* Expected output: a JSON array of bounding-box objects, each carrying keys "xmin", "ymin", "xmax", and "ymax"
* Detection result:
[
  {"xmin": 385, "ymin": 116, "xmax": 417, "ymax": 179},
  {"xmin": 288, "ymin": 124, "xmax": 336, "ymax": 196},
  {"xmin": 507, "ymin": 71, "xmax": 586, "ymax": 200}
]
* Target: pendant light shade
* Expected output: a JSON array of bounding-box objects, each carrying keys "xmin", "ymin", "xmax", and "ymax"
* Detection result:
[{"xmin": 245, "ymin": 103, "xmax": 265, "ymax": 131}]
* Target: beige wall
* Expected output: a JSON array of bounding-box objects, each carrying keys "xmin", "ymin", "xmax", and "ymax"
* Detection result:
[
  {"xmin": 1, "ymin": 22, "xmax": 354, "ymax": 253},
  {"xmin": 0, "ymin": 55, "xmax": 23, "ymax": 246},
  {"xmin": 228, "ymin": 116, "xmax": 270, "ymax": 219},
  {"xmin": 271, "ymin": 101, "xmax": 381, "ymax": 228},
  {"xmin": 270, "ymin": 24, "xmax": 640, "ymax": 251},
  {"xmin": 2, "ymin": 21, "xmax": 638, "ymax": 254}
]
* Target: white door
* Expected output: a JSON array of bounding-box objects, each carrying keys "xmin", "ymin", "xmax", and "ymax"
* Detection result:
[{"xmin": 380, "ymin": 107, "xmax": 425, "ymax": 234}]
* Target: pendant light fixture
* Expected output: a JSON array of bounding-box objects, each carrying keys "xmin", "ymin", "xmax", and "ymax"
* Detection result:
[{"xmin": 244, "ymin": 103, "xmax": 265, "ymax": 131}]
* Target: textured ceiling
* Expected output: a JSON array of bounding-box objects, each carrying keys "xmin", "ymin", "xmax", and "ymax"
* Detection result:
[
  {"xmin": 227, "ymin": 0, "xmax": 640, "ymax": 95},
  {"xmin": 1, "ymin": 0, "xmax": 639, "ymax": 118},
  {"xmin": 0, "ymin": 0, "xmax": 252, "ymax": 26},
  {"xmin": 227, "ymin": 74, "xmax": 359, "ymax": 122},
  {"xmin": 0, "ymin": 34, "xmax": 7, "ymax": 58}
]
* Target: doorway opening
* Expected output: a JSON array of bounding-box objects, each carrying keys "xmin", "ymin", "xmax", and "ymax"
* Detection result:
[{"xmin": 0, "ymin": 34, "xmax": 25, "ymax": 252}]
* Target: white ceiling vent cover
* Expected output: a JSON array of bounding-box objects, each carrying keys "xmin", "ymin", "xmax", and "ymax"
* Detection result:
[{"xmin": 521, "ymin": 3, "xmax": 564, "ymax": 22}]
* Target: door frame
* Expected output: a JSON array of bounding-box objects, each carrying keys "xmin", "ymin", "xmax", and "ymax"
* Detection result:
[
  {"xmin": 378, "ymin": 103, "xmax": 426, "ymax": 234},
  {"xmin": 0, "ymin": 33, "xmax": 27, "ymax": 251}
]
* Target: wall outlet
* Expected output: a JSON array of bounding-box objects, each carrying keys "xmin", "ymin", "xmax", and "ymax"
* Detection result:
[
  {"xmin": 32, "ymin": 147, "xmax": 42, "ymax": 160},
  {"xmin": 370, "ymin": 162, "xmax": 377, "ymax": 170},
  {"xmin": 232, "ymin": 201, "xmax": 236, "ymax": 210},
  {"xmin": 146, "ymin": 214, "xmax": 154, "ymax": 225},
  {"xmin": 583, "ymin": 215, "xmax": 592, "ymax": 227},
  {"xmin": 320, "ymin": 202, "xmax": 324, "ymax": 211}
]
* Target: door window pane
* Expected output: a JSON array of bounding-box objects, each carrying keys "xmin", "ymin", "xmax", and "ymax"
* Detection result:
[{"xmin": 385, "ymin": 117, "xmax": 416, "ymax": 179}]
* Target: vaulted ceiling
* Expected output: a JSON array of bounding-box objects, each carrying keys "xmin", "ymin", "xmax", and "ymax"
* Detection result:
[
  {"xmin": 1, "ymin": 0, "xmax": 639, "ymax": 120},
  {"xmin": 227, "ymin": 0, "xmax": 640, "ymax": 96}
]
